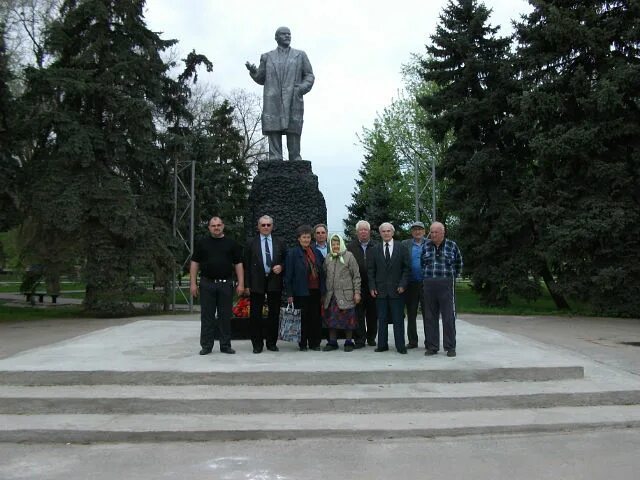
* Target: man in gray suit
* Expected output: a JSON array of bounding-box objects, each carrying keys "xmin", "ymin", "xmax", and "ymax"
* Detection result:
[
  {"xmin": 402, "ymin": 221, "xmax": 428, "ymax": 349},
  {"xmin": 246, "ymin": 26, "xmax": 315, "ymax": 161},
  {"xmin": 368, "ymin": 222, "xmax": 410, "ymax": 354}
]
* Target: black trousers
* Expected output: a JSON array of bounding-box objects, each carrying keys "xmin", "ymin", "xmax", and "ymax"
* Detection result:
[
  {"xmin": 199, "ymin": 278, "xmax": 232, "ymax": 350},
  {"xmin": 294, "ymin": 289, "xmax": 322, "ymax": 348},
  {"xmin": 404, "ymin": 281, "xmax": 426, "ymax": 346},
  {"xmin": 354, "ymin": 291, "xmax": 377, "ymax": 345},
  {"xmin": 423, "ymin": 277, "xmax": 457, "ymax": 352},
  {"xmin": 249, "ymin": 291, "xmax": 282, "ymax": 349}
]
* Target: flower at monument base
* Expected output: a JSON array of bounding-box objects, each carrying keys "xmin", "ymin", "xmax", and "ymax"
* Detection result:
[{"xmin": 232, "ymin": 297, "xmax": 250, "ymax": 318}]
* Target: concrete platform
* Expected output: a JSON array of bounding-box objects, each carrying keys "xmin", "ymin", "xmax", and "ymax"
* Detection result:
[
  {"xmin": 0, "ymin": 318, "xmax": 585, "ymax": 383},
  {"xmin": 1, "ymin": 316, "xmax": 639, "ymax": 443}
]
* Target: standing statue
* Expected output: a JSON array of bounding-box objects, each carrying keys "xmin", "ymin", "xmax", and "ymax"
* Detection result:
[{"xmin": 246, "ymin": 26, "xmax": 315, "ymax": 161}]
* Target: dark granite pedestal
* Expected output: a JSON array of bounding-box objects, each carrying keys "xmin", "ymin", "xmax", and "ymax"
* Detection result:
[{"xmin": 244, "ymin": 160, "xmax": 327, "ymax": 245}]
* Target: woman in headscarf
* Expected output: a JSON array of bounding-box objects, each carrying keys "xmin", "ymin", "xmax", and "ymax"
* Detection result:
[
  {"xmin": 322, "ymin": 233, "xmax": 361, "ymax": 351},
  {"xmin": 284, "ymin": 224, "xmax": 325, "ymax": 351}
]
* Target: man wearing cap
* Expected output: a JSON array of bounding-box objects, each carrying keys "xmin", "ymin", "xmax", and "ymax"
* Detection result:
[
  {"xmin": 421, "ymin": 221, "xmax": 463, "ymax": 357},
  {"xmin": 402, "ymin": 221, "xmax": 428, "ymax": 349}
]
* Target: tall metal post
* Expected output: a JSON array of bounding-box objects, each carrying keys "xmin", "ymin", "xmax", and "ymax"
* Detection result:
[
  {"xmin": 413, "ymin": 153, "xmax": 437, "ymax": 224},
  {"xmin": 172, "ymin": 159, "xmax": 196, "ymax": 313},
  {"xmin": 431, "ymin": 154, "xmax": 437, "ymax": 222},
  {"xmin": 414, "ymin": 155, "xmax": 420, "ymax": 221}
]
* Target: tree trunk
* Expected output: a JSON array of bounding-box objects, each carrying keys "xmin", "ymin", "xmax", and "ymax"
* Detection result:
[{"xmin": 540, "ymin": 264, "xmax": 570, "ymax": 310}]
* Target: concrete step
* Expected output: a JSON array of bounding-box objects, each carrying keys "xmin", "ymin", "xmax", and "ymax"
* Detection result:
[
  {"xmin": 2, "ymin": 405, "xmax": 640, "ymax": 443},
  {"xmin": 1, "ymin": 380, "xmax": 639, "ymax": 414},
  {"xmin": 0, "ymin": 365, "xmax": 585, "ymax": 386}
]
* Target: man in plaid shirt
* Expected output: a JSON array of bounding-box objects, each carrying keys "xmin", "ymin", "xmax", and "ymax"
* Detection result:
[{"xmin": 421, "ymin": 222, "xmax": 463, "ymax": 357}]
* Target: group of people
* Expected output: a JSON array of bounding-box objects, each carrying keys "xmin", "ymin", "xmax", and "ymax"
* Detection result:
[{"xmin": 190, "ymin": 216, "xmax": 462, "ymax": 357}]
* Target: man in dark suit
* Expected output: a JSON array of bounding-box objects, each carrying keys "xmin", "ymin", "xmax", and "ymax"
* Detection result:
[
  {"xmin": 244, "ymin": 215, "xmax": 286, "ymax": 354},
  {"xmin": 368, "ymin": 222, "xmax": 410, "ymax": 354},
  {"xmin": 346, "ymin": 220, "xmax": 378, "ymax": 348}
]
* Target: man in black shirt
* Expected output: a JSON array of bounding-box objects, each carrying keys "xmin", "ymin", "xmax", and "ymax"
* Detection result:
[{"xmin": 190, "ymin": 217, "xmax": 244, "ymax": 355}]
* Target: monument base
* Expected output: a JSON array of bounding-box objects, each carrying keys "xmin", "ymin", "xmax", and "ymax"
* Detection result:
[{"xmin": 244, "ymin": 160, "xmax": 327, "ymax": 245}]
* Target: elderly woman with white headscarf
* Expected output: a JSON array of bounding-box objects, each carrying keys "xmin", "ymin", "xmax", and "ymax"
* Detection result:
[{"xmin": 322, "ymin": 233, "xmax": 361, "ymax": 352}]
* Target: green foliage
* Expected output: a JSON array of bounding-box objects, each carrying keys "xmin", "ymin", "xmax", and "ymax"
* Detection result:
[
  {"xmin": 513, "ymin": 0, "xmax": 640, "ymax": 317},
  {"xmin": 19, "ymin": 0, "xmax": 208, "ymax": 315},
  {"xmin": 0, "ymin": 25, "xmax": 21, "ymax": 232},
  {"xmin": 418, "ymin": 0, "xmax": 549, "ymax": 307},
  {"xmin": 376, "ymin": 57, "xmax": 452, "ymax": 225},
  {"xmin": 344, "ymin": 122, "xmax": 412, "ymax": 239},
  {"xmin": 192, "ymin": 99, "xmax": 249, "ymax": 238}
]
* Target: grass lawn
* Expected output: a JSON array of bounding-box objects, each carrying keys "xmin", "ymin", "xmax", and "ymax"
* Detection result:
[
  {"xmin": 64, "ymin": 290, "xmax": 193, "ymax": 305},
  {"xmin": 455, "ymin": 281, "xmax": 587, "ymax": 316},
  {"xmin": 0, "ymin": 282, "xmax": 86, "ymax": 293},
  {"xmin": 1, "ymin": 282, "xmax": 594, "ymax": 321},
  {"xmin": 0, "ymin": 302, "xmax": 86, "ymax": 322}
]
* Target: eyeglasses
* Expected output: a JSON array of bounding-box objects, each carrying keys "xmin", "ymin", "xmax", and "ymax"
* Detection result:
[{"xmin": 260, "ymin": 224, "xmax": 272, "ymax": 227}]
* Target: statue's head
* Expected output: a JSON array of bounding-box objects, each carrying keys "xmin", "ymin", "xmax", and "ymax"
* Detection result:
[{"xmin": 274, "ymin": 27, "xmax": 291, "ymax": 48}]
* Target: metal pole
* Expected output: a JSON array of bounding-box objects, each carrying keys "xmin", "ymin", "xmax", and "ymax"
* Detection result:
[
  {"xmin": 431, "ymin": 154, "xmax": 437, "ymax": 223},
  {"xmin": 189, "ymin": 160, "xmax": 196, "ymax": 313},
  {"xmin": 171, "ymin": 157, "xmax": 178, "ymax": 312},
  {"xmin": 414, "ymin": 155, "xmax": 419, "ymax": 221}
]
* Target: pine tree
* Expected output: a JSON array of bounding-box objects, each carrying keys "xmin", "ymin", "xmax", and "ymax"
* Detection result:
[
  {"xmin": 344, "ymin": 123, "xmax": 412, "ymax": 239},
  {"xmin": 192, "ymin": 99, "xmax": 249, "ymax": 239},
  {"xmin": 21, "ymin": 0, "xmax": 206, "ymax": 315},
  {"xmin": 417, "ymin": 0, "xmax": 557, "ymax": 306},
  {"xmin": 514, "ymin": 0, "xmax": 640, "ymax": 316}
]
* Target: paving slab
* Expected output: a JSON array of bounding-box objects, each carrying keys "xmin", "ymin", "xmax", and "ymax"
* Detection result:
[{"xmin": 2, "ymin": 431, "xmax": 639, "ymax": 480}]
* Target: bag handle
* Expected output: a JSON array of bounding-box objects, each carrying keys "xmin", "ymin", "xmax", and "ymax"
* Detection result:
[{"xmin": 286, "ymin": 301, "xmax": 295, "ymax": 312}]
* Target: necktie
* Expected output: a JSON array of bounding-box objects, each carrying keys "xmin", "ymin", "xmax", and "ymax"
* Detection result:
[
  {"xmin": 385, "ymin": 243, "xmax": 390, "ymax": 262},
  {"xmin": 265, "ymin": 237, "xmax": 272, "ymax": 271}
]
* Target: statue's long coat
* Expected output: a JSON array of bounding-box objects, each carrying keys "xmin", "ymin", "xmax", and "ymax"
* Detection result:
[{"xmin": 250, "ymin": 47, "xmax": 314, "ymax": 135}]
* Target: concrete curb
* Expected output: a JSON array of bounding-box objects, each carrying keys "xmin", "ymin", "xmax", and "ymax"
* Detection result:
[
  {"xmin": 3, "ymin": 421, "xmax": 640, "ymax": 444},
  {"xmin": 2, "ymin": 390, "xmax": 640, "ymax": 415},
  {"xmin": 0, "ymin": 366, "xmax": 585, "ymax": 386}
]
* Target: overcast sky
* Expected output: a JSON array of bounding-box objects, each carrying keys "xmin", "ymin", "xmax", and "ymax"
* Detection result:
[{"xmin": 145, "ymin": 0, "xmax": 531, "ymax": 232}]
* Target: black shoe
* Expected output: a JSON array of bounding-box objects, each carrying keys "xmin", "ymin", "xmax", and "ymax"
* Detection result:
[
  {"xmin": 309, "ymin": 346, "xmax": 321, "ymax": 351},
  {"xmin": 406, "ymin": 343, "xmax": 418, "ymax": 349},
  {"xmin": 344, "ymin": 343, "xmax": 354, "ymax": 352},
  {"xmin": 367, "ymin": 339, "xmax": 377, "ymax": 347},
  {"xmin": 266, "ymin": 345, "xmax": 279, "ymax": 352},
  {"xmin": 299, "ymin": 345, "xmax": 308, "ymax": 351},
  {"xmin": 424, "ymin": 349, "xmax": 438, "ymax": 356},
  {"xmin": 397, "ymin": 348, "xmax": 408, "ymax": 354},
  {"xmin": 199, "ymin": 348, "xmax": 212, "ymax": 355},
  {"xmin": 374, "ymin": 346, "xmax": 389, "ymax": 352},
  {"xmin": 253, "ymin": 347, "xmax": 263, "ymax": 354},
  {"xmin": 220, "ymin": 347, "xmax": 236, "ymax": 354},
  {"xmin": 322, "ymin": 343, "xmax": 338, "ymax": 352},
  {"xmin": 353, "ymin": 342, "xmax": 366, "ymax": 349},
  {"xmin": 446, "ymin": 349, "xmax": 456, "ymax": 357}
]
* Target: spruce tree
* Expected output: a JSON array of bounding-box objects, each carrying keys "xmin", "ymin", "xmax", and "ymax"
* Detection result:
[
  {"xmin": 21, "ymin": 0, "xmax": 204, "ymax": 315},
  {"xmin": 417, "ymin": 0, "xmax": 557, "ymax": 306},
  {"xmin": 515, "ymin": 0, "xmax": 640, "ymax": 316},
  {"xmin": 192, "ymin": 99, "xmax": 249, "ymax": 239},
  {"xmin": 344, "ymin": 123, "xmax": 412, "ymax": 239}
]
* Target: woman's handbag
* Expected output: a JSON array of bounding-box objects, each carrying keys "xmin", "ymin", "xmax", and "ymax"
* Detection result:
[{"xmin": 278, "ymin": 302, "xmax": 302, "ymax": 343}]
